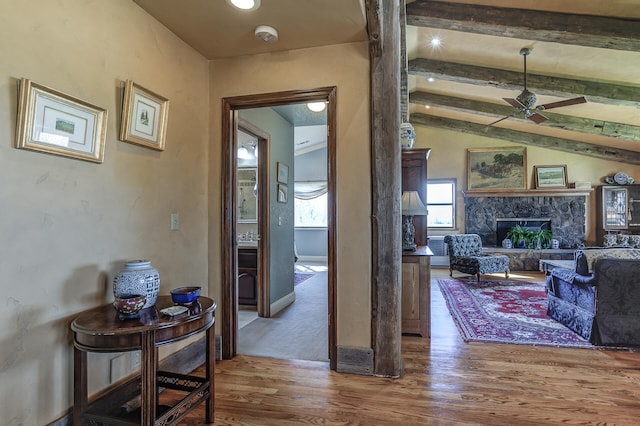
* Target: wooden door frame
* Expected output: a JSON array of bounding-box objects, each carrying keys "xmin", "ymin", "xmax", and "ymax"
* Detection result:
[
  {"xmin": 237, "ymin": 120, "xmax": 270, "ymax": 318},
  {"xmin": 221, "ymin": 87, "xmax": 338, "ymax": 369}
]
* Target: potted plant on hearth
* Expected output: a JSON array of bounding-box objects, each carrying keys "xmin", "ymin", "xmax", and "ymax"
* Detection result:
[
  {"xmin": 531, "ymin": 229, "xmax": 553, "ymax": 250},
  {"xmin": 506, "ymin": 225, "xmax": 529, "ymax": 249}
]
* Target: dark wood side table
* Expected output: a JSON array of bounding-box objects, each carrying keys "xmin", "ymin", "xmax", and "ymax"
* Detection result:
[
  {"xmin": 401, "ymin": 246, "xmax": 432, "ymax": 337},
  {"xmin": 71, "ymin": 295, "xmax": 217, "ymax": 425}
]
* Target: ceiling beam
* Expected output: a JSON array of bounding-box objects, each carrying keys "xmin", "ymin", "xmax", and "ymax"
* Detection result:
[
  {"xmin": 410, "ymin": 91, "xmax": 640, "ymax": 142},
  {"xmin": 409, "ymin": 58, "xmax": 640, "ymax": 107},
  {"xmin": 406, "ymin": 0, "xmax": 640, "ymax": 52},
  {"xmin": 410, "ymin": 113, "xmax": 640, "ymax": 165}
]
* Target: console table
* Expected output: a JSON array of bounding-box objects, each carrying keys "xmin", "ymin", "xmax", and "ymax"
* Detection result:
[{"xmin": 71, "ymin": 295, "xmax": 217, "ymax": 425}]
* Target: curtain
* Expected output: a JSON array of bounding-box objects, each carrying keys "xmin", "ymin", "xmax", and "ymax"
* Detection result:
[{"xmin": 294, "ymin": 181, "xmax": 327, "ymax": 200}]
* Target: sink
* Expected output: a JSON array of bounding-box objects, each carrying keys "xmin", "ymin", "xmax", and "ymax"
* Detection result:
[{"xmin": 238, "ymin": 241, "xmax": 258, "ymax": 248}]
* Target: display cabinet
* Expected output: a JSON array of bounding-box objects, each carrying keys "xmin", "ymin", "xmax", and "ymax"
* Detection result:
[{"xmin": 596, "ymin": 185, "xmax": 640, "ymax": 243}]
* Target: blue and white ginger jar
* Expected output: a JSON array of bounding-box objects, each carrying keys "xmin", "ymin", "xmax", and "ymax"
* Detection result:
[{"xmin": 113, "ymin": 260, "xmax": 160, "ymax": 309}]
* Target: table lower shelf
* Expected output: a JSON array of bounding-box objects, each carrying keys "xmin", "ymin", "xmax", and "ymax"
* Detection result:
[{"xmin": 82, "ymin": 371, "xmax": 209, "ymax": 426}]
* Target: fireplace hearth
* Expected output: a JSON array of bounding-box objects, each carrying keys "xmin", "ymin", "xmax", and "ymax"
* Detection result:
[{"xmin": 496, "ymin": 218, "xmax": 551, "ymax": 245}]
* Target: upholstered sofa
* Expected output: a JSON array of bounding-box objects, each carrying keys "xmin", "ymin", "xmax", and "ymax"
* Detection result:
[
  {"xmin": 444, "ymin": 234, "xmax": 510, "ymax": 281},
  {"xmin": 546, "ymin": 248, "xmax": 640, "ymax": 346}
]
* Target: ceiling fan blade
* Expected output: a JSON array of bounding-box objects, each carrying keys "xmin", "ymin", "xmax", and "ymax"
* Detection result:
[
  {"xmin": 487, "ymin": 112, "xmax": 518, "ymax": 127},
  {"xmin": 528, "ymin": 112, "xmax": 548, "ymax": 124},
  {"xmin": 537, "ymin": 96, "xmax": 587, "ymax": 110},
  {"xmin": 503, "ymin": 97, "xmax": 526, "ymax": 110}
]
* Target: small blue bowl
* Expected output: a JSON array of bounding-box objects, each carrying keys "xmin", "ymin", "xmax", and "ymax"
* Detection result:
[{"xmin": 170, "ymin": 286, "xmax": 201, "ymax": 305}]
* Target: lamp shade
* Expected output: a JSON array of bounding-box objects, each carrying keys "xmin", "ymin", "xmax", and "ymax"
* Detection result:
[{"xmin": 401, "ymin": 191, "xmax": 427, "ymax": 216}]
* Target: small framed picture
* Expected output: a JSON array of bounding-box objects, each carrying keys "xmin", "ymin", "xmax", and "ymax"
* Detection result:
[
  {"xmin": 15, "ymin": 78, "xmax": 107, "ymax": 163},
  {"xmin": 120, "ymin": 80, "xmax": 169, "ymax": 151},
  {"xmin": 534, "ymin": 165, "xmax": 568, "ymax": 188},
  {"xmin": 277, "ymin": 162, "xmax": 289, "ymax": 184},
  {"xmin": 277, "ymin": 184, "xmax": 288, "ymax": 203}
]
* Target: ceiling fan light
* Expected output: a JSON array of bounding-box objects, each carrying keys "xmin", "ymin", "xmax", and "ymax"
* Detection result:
[
  {"xmin": 226, "ymin": 0, "xmax": 260, "ymax": 11},
  {"xmin": 307, "ymin": 102, "xmax": 326, "ymax": 112}
]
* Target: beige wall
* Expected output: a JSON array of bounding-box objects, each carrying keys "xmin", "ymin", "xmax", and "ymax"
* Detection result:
[
  {"xmin": 0, "ymin": 0, "xmax": 210, "ymax": 423},
  {"xmin": 208, "ymin": 42, "xmax": 372, "ymax": 348},
  {"xmin": 416, "ymin": 126, "xmax": 640, "ymax": 243}
]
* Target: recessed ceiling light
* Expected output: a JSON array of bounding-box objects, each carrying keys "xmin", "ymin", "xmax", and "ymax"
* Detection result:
[
  {"xmin": 226, "ymin": 0, "xmax": 261, "ymax": 11},
  {"xmin": 427, "ymin": 77, "xmax": 435, "ymax": 83},
  {"xmin": 430, "ymin": 37, "xmax": 441, "ymax": 47},
  {"xmin": 307, "ymin": 102, "xmax": 326, "ymax": 112}
]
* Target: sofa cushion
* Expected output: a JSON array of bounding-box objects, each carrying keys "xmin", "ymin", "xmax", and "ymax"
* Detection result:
[
  {"xmin": 575, "ymin": 248, "xmax": 640, "ymax": 275},
  {"xmin": 603, "ymin": 234, "xmax": 640, "ymax": 248}
]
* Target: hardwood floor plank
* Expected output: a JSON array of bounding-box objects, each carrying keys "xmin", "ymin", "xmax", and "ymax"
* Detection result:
[{"xmin": 165, "ymin": 268, "xmax": 640, "ymax": 424}]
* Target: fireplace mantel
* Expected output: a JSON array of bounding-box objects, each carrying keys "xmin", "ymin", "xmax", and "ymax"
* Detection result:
[{"xmin": 463, "ymin": 188, "xmax": 593, "ymax": 198}]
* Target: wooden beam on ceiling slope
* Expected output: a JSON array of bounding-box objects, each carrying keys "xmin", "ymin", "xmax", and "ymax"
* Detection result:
[
  {"xmin": 409, "ymin": 58, "xmax": 640, "ymax": 107},
  {"xmin": 406, "ymin": 0, "xmax": 640, "ymax": 52},
  {"xmin": 410, "ymin": 113, "xmax": 640, "ymax": 165},
  {"xmin": 410, "ymin": 91, "xmax": 640, "ymax": 142}
]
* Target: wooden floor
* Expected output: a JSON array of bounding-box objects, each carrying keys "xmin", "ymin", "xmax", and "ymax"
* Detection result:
[{"xmin": 165, "ymin": 268, "xmax": 640, "ymax": 425}]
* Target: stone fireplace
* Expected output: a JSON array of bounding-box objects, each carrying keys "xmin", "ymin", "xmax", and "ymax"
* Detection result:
[{"xmin": 464, "ymin": 191, "xmax": 589, "ymax": 248}]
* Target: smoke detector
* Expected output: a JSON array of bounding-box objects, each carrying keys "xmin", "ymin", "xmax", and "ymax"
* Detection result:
[{"xmin": 254, "ymin": 25, "xmax": 278, "ymax": 43}]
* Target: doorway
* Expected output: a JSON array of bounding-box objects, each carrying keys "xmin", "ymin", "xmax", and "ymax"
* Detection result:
[{"xmin": 221, "ymin": 87, "xmax": 338, "ymax": 370}]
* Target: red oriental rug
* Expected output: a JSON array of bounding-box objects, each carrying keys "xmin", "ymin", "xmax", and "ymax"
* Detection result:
[{"xmin": 437, "ymin": 279, "xmax": 593, "ymax": 348}]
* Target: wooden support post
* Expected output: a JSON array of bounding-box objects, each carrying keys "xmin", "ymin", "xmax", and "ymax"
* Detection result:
[{"xmin": 367, "ymin": 0, "xmax": 403, "ymax": 378}]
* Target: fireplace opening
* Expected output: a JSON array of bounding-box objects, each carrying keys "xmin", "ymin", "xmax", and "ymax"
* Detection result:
[{"xmin": 496, "ymin": 218, "xmax": 551, "ymax": 245}]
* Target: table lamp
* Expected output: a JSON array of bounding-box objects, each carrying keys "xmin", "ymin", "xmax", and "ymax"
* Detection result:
[{"xmin": 402, "ymin": 190, "xmax": 427, "ymax": 251}]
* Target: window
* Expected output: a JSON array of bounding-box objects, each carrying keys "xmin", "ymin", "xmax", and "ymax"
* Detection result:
[
  {"xmin": 294, "ymin": 181, "xmax": 328, "ymax": 227},
  {"xmin": 427, "ymin": 179, "xmax": 456, "ymax": 228}
]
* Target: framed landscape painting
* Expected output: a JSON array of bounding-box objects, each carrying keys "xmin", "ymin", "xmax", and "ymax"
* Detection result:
[
  {"xmin": 15, "ymin": 78, "xmax": 107, "ymax": 163},
  {"xmin": 467, "ymin": 147, "xmax": 527, "ymax": 190},
  {"xmin": 535, "ymin": 165, "xmax": 568, "ymax": 188}
]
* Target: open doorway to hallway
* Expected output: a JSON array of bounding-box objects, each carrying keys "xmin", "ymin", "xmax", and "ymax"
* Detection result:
[
  {"xmin": 221, "ymin": 87, "xmax": 338, "ymax": 369},
  {"xmin": 236, "ymin": 102, "xmax": 329, "ymax": 362}
]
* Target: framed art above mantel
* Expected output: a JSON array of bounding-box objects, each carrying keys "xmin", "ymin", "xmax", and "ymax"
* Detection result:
[{"xmin": 467, "ymin": 147, "xmax": 526, "ymax": 191}]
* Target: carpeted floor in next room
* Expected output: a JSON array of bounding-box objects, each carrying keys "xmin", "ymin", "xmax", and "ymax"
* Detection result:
[{"xmin": 238, "ymin": 264, "xmax": 329, "ymax": 362}]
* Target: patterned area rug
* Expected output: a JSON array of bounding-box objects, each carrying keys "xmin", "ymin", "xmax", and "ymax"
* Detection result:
[
  {"xmin": 294, "ymin": 273, "xmax": 314, "ymax": 286},
  {"xmin": 437, "ymin": 279, "xmax": 593, "ymax": 348}
]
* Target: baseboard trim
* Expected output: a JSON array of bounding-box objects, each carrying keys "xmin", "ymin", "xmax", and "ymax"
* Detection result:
[
  {"xmin": 270, "ymin": 290, "xmax": 296, "ymax": 316},
  {"xmin": 297, "ymin": 255, "xmax": 328, "ymax": 263},
  {"xmin": 336, "ymin": 346, "xmax": 374, "ymax": 376}
]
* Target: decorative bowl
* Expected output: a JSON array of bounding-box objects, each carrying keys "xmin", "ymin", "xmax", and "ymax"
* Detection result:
[
  {"xmin": 113, "ymin": 294, "xmax": 147, "ymax": 317},
  {"xmin": 170, "ymin": 286, "xmax": 201, "ymax": 305}
]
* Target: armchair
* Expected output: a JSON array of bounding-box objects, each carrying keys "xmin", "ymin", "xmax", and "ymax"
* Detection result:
[{"xmin": 444, "ymin": 234, "xmax": 510, "ymax": 281}]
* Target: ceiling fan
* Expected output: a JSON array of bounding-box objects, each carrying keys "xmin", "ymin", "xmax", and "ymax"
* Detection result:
[{"xmin": 488, "ymin": 48, "xmax": 587, "ymax": 126}]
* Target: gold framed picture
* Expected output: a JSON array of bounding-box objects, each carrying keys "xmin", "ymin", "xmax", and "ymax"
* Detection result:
[
  {"xmin": 534, "ymin": 165, "xmax": 568, "ymax": 188},
  {"xmin": 467, "ymin": 147, "xmax": 527, "ymax": 190},
  {"xmin": 120, "ymin": 80, "xmax": 169, "ymax": 151},
  {"xmin": 15, "ymin": 78, "xmax": 107, "ymax": 163}
]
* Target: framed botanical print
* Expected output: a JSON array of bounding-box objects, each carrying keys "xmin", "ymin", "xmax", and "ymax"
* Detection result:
[{"xmin": 120, "ymin": 80, "xmax": 169, "ymax": 151}]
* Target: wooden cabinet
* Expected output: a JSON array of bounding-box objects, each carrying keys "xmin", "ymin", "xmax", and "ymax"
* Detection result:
[
  {"xmin": 596, "ymin": 185, "xmax": 640, "ymax": 243},
  {"xmin": 402, "ymin": 148, "xmax": 430, "ymax": 246},
  {"xmin": 401, "ymin": 246, "xmax": 432, "ymax": 337},
  {"xmin": 238, "ymin": 247, "xmax": 258, "ymax": 305}
]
